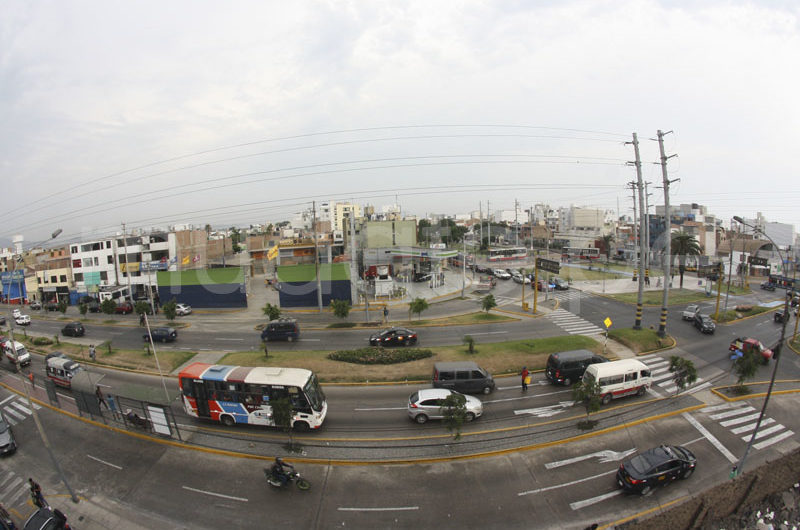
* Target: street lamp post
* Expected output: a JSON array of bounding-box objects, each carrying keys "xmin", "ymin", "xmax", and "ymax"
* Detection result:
[{"xmin": 731, "ymin": 216, "xmax": 789, "ymax": 478}]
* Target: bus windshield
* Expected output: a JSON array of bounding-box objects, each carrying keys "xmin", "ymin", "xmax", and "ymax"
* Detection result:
[{"xmin": 304, "ymin": 375, "xmax": 326, "ymax": 412}]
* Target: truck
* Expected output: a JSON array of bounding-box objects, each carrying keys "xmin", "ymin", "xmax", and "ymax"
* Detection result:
[{"xmin": 729, "ymin": 337, "xmax": 773, "ymax": 365}]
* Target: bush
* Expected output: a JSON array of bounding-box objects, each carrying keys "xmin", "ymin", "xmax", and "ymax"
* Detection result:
[
  {"xmin": 328, "ymin": 347, "xmax": 433, "ymax": 365},
  {"xmin": 32, "ymin": 337, "xmax": 53, "ymax": 346}
]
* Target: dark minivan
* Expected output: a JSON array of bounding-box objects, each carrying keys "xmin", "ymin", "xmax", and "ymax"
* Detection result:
[
  {"xmin": 261, "ymin": 318, "xmax": 300, "ymax": 342},
  {"xmin": 545, "ymin": 349, "xmax": 608, "ymax": 386},
  {"xmin": 432, "ymin": 361, "xmax": 495, "ymax": 394}
]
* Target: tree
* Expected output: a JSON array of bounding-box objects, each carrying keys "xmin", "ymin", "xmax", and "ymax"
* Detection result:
[
  {"xmin": 101, "ymin": 299, "xmax": 116, "ymax": 315},
  {"xmin": 601, "ymin": 234, "xmax": 615, "ymax": 262},
  {"xmin": 572, "ymin": 377, "xmax": 603, "ymax": 429},
  {"xmin": 270, "ymin": 397, "xmax": 297, "ymax": 452},
  {"xmin": 481, "ymin": 294, "xmax": 497, "ymax": 313},
  {"xmin": 417, "ymin": 219, "xmax": 432, "ymax": 245},
  {"xmin": 409, "ymin": 297, "xmax": 429, "ymax": 320},
  {"xmin": 440, "ymin": 392, "xmax": 468, "ymax": 440},
  {"xmin": 134, "ymin": 301, "xmax": 151, "ymax": 316},
  {"xmin": 57, "ymin": 299, "xmax": 68, "ymax": 315},
  {"xmin": 732, "ymin": 347, "xmax": 760, "ymax": 392},
  {"xmin": 162, "ymin": 298, "xmax": 178, "ymax": 321},
  {"xmin": 78, "ymin": 303, "xmax": 88, "ymax": 316},
  {"xmin": 669, "ymin": 356, "xmax": 698, "ymax": 394},
  {"xmin": 671, "ymin": 231, "xmax": 702, "ymax": 289},
  {"xmin": 330, "ymin": 299, "xmax": 351, "ymax": 319},
  {"xmin": 263, "ymin": 303, "xmax": 281, "ymax": 321},
  {"xmin": 229, "ymin": 226, "xmax": 242, "ymax": 253},
  {"xmin": 462, "ymin": 335, "xmax": 475, "ymax": 354}
]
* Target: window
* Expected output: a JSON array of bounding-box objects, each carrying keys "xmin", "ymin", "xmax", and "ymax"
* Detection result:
[
  {"xmin": 625, "ymin": 372, "xmax": 638, "ymax": 382},
  {"xmin": 94, "ymin": 257, "xmax": 99, "ymax": 266},
  {"xmin": 641, "ymin": 369, "xmax": 651, "ymax": 377},
  {"xmin": 50, "ymin": 275, "xmax": 57, "ymax": 283},
  {"xmin": 106, "ymin": 241, "xmax": 111, "ymax": 249},
  {"xmin": 60, "ymin": 275, "xmax": 67, "ymax": 283},
  {"xmin": 100, "ymin": 271, "xmax": 108, "ymax": 280},
  {"xmin": 74, "ymin": 273, "xmax": 83, "ymax": 282},
  {"xmin": 456, "ymin": 371, "xmax": 470, "ymax": 380},
  {"xmin": 107, "ymin": 256, "xmax": 114, "ymax": 264},
  {"xmin": 72, "ymin": 259, "xmax": 82, "ymax": 268},
  {"xmin": 471, "ymin": 371, "xmax": 484, "ymax": 378},
  {"xmin": 71, "ymin": 246, "xmax": 77, "ymax": 253},
  {"xmin": 82, "ymin": 258, "xmax": 92, "ymax": 267}
]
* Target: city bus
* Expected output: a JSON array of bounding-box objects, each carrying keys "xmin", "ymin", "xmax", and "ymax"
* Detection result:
[
  {"xmin": 561, "ymin": 247, "xmax": 600, "ymax": 261},
  {"xmin": 487, "ymin": 247, "xmax": 527, "ymax": 262},
  {"xmin": 178, "ymin": 362, "xmax": 327, "ymax": 431}
]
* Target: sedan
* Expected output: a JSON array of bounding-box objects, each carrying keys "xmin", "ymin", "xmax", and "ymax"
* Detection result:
[
  {"xmin": 492, "ymin": 269, "xmax": 512, "ymax": 280},
  {"xmin": 616, "ymin": 444, "xmax": 696, "ymax": 495},
  {"xmin": 407, "ymin": 388, "xmax": 483, "ymax": 424},
  {"xmin": 760, "ymin": 282, "xmax": 776, "ymax": 292},
  {"xmin": 369, "ymin": 327, "xmax": 418, "ymax": 347},
  {"xmin": 175, "ymin": 303, "xmax": 192, "ymax": 316},
  {"xmin": 61, "ymin": 322, "xmax": 85, "ymax": 337},
  {"xmin": 0, "ymin": 410, "xmax": 16, "ymax": 456},
  {"xmin": 144, "ymin": 327, "xmax": 177, "ymax": 343},
  {"xmin": 0, "ymin": 316, "xmax": 4, "ymax": 326},
  {"xmin": 14, "ymin": 314, "xmax": 30, "ymax": 326},
  {"xmin": 29, "ymin": 301, "xmax": 42, "ymax": 310},
  {"xmin": 693, "ymin": 313, "xmax": 716, "ymax": 334}
]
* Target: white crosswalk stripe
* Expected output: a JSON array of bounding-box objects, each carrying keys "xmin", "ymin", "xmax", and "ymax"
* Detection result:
[
  {"xmin": 638, "ymin": 355, "xmax": 718, "ymax": 396},
  {"xmin": 0, "ymin": 472, "xmax": 27, "ymax": 507},
  {"xmin": 700, "ymin": 402, "xmax": 794, "ymax": 453},
  {"xmin": 1, "ymin": 397, "xmax": 37, "ymax": 425},
  {"xmin": 547, "ymin": 309, "xmax": 604, "ymax": 335}
]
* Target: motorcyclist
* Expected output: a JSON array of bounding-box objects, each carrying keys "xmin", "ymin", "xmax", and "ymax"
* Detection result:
[{"xmin": 270, "ymin": 457, "xmax": 294, "ymax": 486}]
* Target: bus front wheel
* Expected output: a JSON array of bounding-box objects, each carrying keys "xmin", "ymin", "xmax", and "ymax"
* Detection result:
[
  {"xmin": 601, "ymin": 393, "xmax": 612, "ymax": 405},
  {"xmin": 220, "ymin": 414, "xmax": 235, "ymax": 427}
]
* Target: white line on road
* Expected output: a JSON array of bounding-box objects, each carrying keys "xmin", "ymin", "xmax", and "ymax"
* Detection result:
[
  {"xmin": 10, "ymin": 402, "xmax": 31, "ymax": 414},
  {"xmin": 87, "ymin": 454, "xmax": 123, "ymax": 470},
  {"xmin": 468, "ymin": 331, "xmax": 508, "ymax": 336},
  {"xmin": 570, "ymin": 489, "xmax": 624, "ymax": 510},
  {"xmin": 518, "ymin": 469, "xmax": 617, "ymax": 496},
  {"xmin": 338, "ymin": 506, "xmax": 419, "ymax": 512},
  {"xmin": 544, "ymin": 449, "xmax": 636, "ymax": 469},
  {"xmin": 354, "ymin": 406, "xmax": 406, "ymax": 411},
  {"xmin": 182, "ymin": 485, "xmax": 248, "ymax": 502},
  {"xmin": 720, "ymin": 412, "xmax": 762, "ymax": 427},
  {"xmin": 710, "ymin": 406, "xmax": 755, "ymax": 420},
  {"xmin": 0, "ymin": 396, "xmax": 14, "ymax": 406},
  {"xmin": 215, "ymin": 338, "xmax": 245, "ymax": 341},
  {"xmin": 299, "ymin": 338, "xmax": 321, "ymax": 341},
  {"xmin": 3, "ymin": 407, "xmax": 25, "ymax": 420},
  {"xmin": 731, "ymin": 418, "xmax": 775, "ymax": 435},
  {"xmin": 485, "ymin": 389, "xmax": 572, "ymax": 404},
  {"xmin": 703, "ymin": 403, "xmax": 738, "ymax": 413},
  {"xmin": 743, "ymin": 424, "xmax": 787, "ymax": 441},
  {"xmin": 754, "ymin": 430, "xmax": 794, "ymax": 450},
  {"xmin": 683, "ymin": 412, "xmax": 737, "ymax": 463}
]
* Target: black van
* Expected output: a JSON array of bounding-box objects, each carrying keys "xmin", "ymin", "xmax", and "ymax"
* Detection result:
[
  {"xmin": 261, "ymin": 318, "xmax": 300, "ymax": 342},
  {"xmin": 432, "ymin": 361, "xmax": 495, "ymax": 394},
  {"xmin": 545, "ymin": 349, "xmax": 608, "ymax": 386}
]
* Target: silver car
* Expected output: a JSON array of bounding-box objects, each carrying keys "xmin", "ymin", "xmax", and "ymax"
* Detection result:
[{"xmin": 407, "ymin": 388, "xmax": 483, "ymax": 424}]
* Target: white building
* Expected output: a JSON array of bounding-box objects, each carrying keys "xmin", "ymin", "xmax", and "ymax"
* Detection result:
[{"xmin": 69, "ymin": 238, "xmax": 119, "ymax": 293}]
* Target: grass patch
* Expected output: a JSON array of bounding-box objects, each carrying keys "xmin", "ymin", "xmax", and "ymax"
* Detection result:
[
  {"xmin": 219, "ymin": 334, "xmax": 602, "ymax": 383},
  {"xmin": 608, "ymin": 328, "xmax": 669, "ymax": 353},
  {"xmin": 607, "ymin": 288, "xmax": 707, "ymax": 306},
  {"xmin": 328, "ymin": 347, "xmax": 433, "ymax": 364},
  {"xmin": 715, "ymin": 305, "xmax": 773, "ymax": 323}
]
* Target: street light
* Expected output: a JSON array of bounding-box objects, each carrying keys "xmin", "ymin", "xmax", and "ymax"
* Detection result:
[{"xmin": 730, "ymin": 216, "xmax": 790, "ymax": 478}]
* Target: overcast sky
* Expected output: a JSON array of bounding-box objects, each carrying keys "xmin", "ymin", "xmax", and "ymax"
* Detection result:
[{"xmin": 1, "ymin": 1, "xmax": 798, "ymax": 247}]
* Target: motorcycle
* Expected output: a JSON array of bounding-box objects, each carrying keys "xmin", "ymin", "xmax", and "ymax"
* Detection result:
[
  {"xmin": 125, "ymin": 409, "xmax": 151, "ymax": 430},
  {"xmin": 264, "ymin": 466, "xmax": 310, "ymax": 491}
]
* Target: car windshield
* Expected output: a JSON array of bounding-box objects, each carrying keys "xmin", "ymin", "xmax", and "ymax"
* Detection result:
[{"xmin": 303, "ymin": 375, "xmax": 326, "ymax": 412}]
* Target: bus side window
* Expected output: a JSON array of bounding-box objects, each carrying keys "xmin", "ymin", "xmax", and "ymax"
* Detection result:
[
  {"xmin": 180, "ymin": 378, "xmax": 194, "ymax": 397},
  {"xmin": 641, "ymin": 369, "xmax": 651, "ymax": 378},
  {"xmin": 625, "ymin": 372, "xmax": 638, "ymax": 382}
]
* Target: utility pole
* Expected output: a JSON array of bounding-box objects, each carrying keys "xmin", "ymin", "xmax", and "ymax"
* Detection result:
[
  {"xmin": 629, "ymin": 182, "xmax": 638, "ymax": 266},
  {"xmin": 122, "ymin": 223, "xmax": 133, "ymax": 303},
  {"xmin": 479, "ymin": 202, "xmax": 483, "ymax": 254},
  {"xmin": 515, "ymin": 199, "xmax": 519, "ymax": 247},
  {"xmin": 626, "ymin": 133, "xmax": 645, "ymax": 329},
  {"xmin": 312, "ymin": 201, "xmax": 322, "ymax": 312},
  {"xmin": 644, "ymin": 182, "xmax": 652, "ymax": 273},
  {"xmin": 487, "ymin": 201, "xmax": 491, "ymax": 249},
  {"xmin": 656, "ymin": 130, "xmax": 677, "ymax": 337}
]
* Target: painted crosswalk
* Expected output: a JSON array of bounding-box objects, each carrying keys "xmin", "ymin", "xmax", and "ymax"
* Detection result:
[
  {"xmin": 547, "ymin": 308, "xmax": 604, "ymax": 335},
  {"xmin": 702, "ymin": 402, "xmax": 795, "ymax": 451},
  {"xmin": 0, "ymin": 468, "xmax": 29, "ymax": 508},
  {"xmin": 637, "ymin": 354, "xmax": 712, "ymax": 395},
  {"xmin": 0, "ymin": 394, "xmax": 41, "ymax": 426}
]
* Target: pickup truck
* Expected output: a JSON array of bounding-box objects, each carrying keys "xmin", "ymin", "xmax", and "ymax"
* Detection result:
[
  {"xmin": 682, "ymin": 305, "xmax": 700, "ymax": 320},
  {"xmin": 730, "ymin": 337, "xmax": 773, "ymax": 364}
]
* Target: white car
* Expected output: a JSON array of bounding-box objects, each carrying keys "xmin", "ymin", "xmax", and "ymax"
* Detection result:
[
  {"xmin": 492, "ymin": 269, "xmax": 512, "ymax": 280},
  {"xmin": 11, "ymin": 309, "xmax": 21, "ymax": 319},
  {"xmin": 14, "ymin": 314, "xmax": 30, "ymax": 326},
  {"xmin": 407, "ymin": 388, "xmax": 483, "ymax": 424},
  {"xmin": 175, "ymin": 303, "xmax": 192, "ymax": 316}
]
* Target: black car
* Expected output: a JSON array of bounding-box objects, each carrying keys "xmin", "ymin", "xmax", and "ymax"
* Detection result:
[
  {"xmin": 144, "ymin": 327, "xmax": 177, "ymax": 343},
  {"xmin": 23, "ymin": 506, "xmax": 70, "ymax": 530},
  {"xmin": 0, "ymin": 316, "xmax": 5, "ymax": 326},
  {"xmin": 0, "ymin": 410, "xmax": 16, "ymax": 456},
  {"xmin": 369, "ymin": 327, "xmax": 418, "ymax": 347},
  {"xmin": 693, "ymin": 313, "xmax": 715, "ymax": 334},
  {"xmin": 61, "ymin": 322, "xmax": 85, "ymax": 337},
  {"xmin": 774, "ymin": 308, "xmax": 791, "ymax": 323},
  {"xmin": 617, "ymin": 444, "xmax": 696, "ymax": 495},
  {"xmin": 760, "ymin": 282, "xmax": 776, "ymax": 292},
  {"xmin": 412, "ymin": 272, "xmax": 432, "ymax": 283}
]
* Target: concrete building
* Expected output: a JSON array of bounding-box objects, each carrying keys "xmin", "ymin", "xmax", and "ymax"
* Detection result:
[{"xmin": 69, "ymin": 238, "xmax": 119, "ymax": 295}]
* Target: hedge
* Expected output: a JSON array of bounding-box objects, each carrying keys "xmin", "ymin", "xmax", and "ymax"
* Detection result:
[{"xmin": 328, "ymin": 347, "xmax": 433, "ymax": 365}]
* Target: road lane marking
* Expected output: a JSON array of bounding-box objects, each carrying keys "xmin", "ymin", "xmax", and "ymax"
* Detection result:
[
  {"xmin": 299, "ymin": 338, "xmax": 321, "ymax": 341},
  {"xmin": 682, "ymin": 412, "xmax": 737, "ymax": 463},
  {"xmin": 570, "ymin": 489, "xmax": 624, "ymax": 510},
  {"xmin": 468, "ymin": 331, "xmax": 508, "ymax": 336},
  {"xmin": 87, "ymin": 454, "xmax": 123, "ymax": 470},
  {"xmin": 710, "ymin": 406, "xmax": 755, "ymax": 420},
  {"xmin": 731, "ymin": 418, "xmax": 775, "ymax": 435},
  {"xmin": 0, "ymin": 396, "xmax": 15, "ymax": 406},
  {"xmin": 486, "ymin": 389, "xmax": 572, "ymax": 404},
  {"xmin": 753, "ymin": 430, "xmax": 794, "ymax": 450},
  {"xmin": 338, "ymin": 506, "xmax": 419, "ymax": 512},
  {"xmin": 544, "ymin": 449, "xmax": 636, "ymax": 469},
  {"xmin": 354, "ymin": 407, "xmax": 406, "ymax": 411},
  {"xmin": 704, "ymin": 403, "xmax": 739, "ymax": 413},
  {"xmin": 720, "ymin": 413, "xmax": 761, "ymax": 427},
  {"xmin": 743, "ymin": 424, "xmax": 786, "ymax": 441},
  {"xmin": 514, "ymin": 402, "xmax": 574, "ymax": 418},
  {"xmin": 182, "ymin": 485, "xmax": 248, "ymax": 502},
  {"xmin": 10, "ymin": 402, "xmax": 32, "ymax": 414},
  {"xmin": 215, "ymin": 338, "xmax": 244, "ymax": 341},
  {"xmin": 518, "ymin": 469, "xmax": 617, "ymax": 496}
]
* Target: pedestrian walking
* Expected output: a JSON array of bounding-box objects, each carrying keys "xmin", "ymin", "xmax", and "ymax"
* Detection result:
[
  {"xmin": 139, "ymin": 313, "xmax": 146, "ymax": 326},
  {"xmin": 382, "ymin": 306, "xmax": 389, "ymax": 324},
  {"xmin": 96, "ymin": 386, "xmax": 109, "ymax": 410},
  {"xmin": 521, "ymin": 366, "xmax": 530, "ymax": 391},
  {"xmin": 263, "ymin": 341, "xmax": 269, "ymax": 359},
  {"xmin": 89, "ymin": 344, "xmax": 96, "ymax": 362},
  {"xmin": 28, "ymin": 478, "xmax": 44, "ymax": 508},
  {"xmin": 28, "ymin": 372, "xmax": 35, "ymax": 389}
]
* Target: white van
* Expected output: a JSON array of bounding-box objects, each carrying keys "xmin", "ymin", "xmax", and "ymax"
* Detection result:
[
  {"xmin": 46, "ymin": 356, "xmax": 83, "ymax": 388},
  {"xmin": 582, "ymin": 358, "xmax": 652, "ymax": 405},
  {"xmin": 3, "ymin": 341, "xmax": 31, "ymax": 367}
]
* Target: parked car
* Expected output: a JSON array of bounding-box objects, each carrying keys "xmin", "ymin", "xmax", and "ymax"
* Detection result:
[
  {"xmin": 407, "ymin": 388, "xmax": 483, "ymax": 424},
  {"xmin": 29, "ymin": 301, "xmax": 42, "ymax": 310},
  {"xmin": 175, "ymin": 303, "xmax": 192, "ymax": 316},
  {"xmin": 536, "ymin": 280, "xmax": 554, "ymax": 292},
  {"xmin": 546, "ymin": 349, "xmax": 608, "ymax": 386},
  {"xmin": 86, "ymin": 299, "xmax": 101, "ymax": 312},
  {"xmin": 14, "ymin": 314, "xmax": 30, "ymax": 326},
  {"xmin": 23, "ymin": 505, "xmax": 71, "ymax": 530},
  {"xmin": 693, "ymin": 313, "xmax": 716, "ymax": 334},
  {"xmin": 44, "ymin": 301, "xmax": 60, "ymax": 311},
  {"xmin": 681, "ymin": 305, "xmax": 700, "ymax": 321},
  {"xmin": 492, "ymin": 269, "xmax": 512, "ymax": 280},
  {"xmin": 512, "ymin": 273, "xmax": 530, "ymax": 284},
  {"xmin": 11, "ymin": 309, "xmax": 20, "ymax": 319},
  {"xmin": 0, "ymin": 316, "xmax": 5, "ymax": 326},
  {"xmin": 760, "ymin": 282, "xmax": 776, "ymax": 292},
  {"xmin": 0, "ymin": 410, "xmax": 17, "ymax": 456},
  {"xmin": 115, "ymin": 302, "xmax": 134, "ymax": 314},
  {"xmin": 552, "ymin": 278, "xmax": 569, "ymax": 290},
  {"xmin": 261, "ymin": 318, "xmax": 300, "ymax": 342},
  {"xmin": 61, "ymin": 322, "xmax": 85, "ymax": 337},
  {"xmin": 432, "ymin": 361, "xmax": 495, "ymax": 394},
  {"xmin": 616, "ymin": 444, "xmax": 696, "ymax": 495},
  {"xmin": 144, "ymin": 327, "xmax": 177, "ymax": 343},
  {"xmin": 370, "ymin": 327, "xmax": 418, "ymax": 347}
]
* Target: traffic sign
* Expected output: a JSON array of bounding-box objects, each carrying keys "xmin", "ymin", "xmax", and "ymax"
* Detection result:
[
  {"xmin": 748, "ymin": 256, "xmax": 768, "ymax": 267},
  {"xmin": 536, "ymin": 258, "xmax": 560, "ymax": 274},
  {"xmin": 604, "ymin": 317, "xmax": 612, "ymax": 329}
]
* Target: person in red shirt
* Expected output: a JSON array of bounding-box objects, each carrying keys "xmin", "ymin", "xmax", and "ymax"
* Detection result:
[{"xmin": 521, "ymin": 366, "xmax": 529, "ymax": 391}]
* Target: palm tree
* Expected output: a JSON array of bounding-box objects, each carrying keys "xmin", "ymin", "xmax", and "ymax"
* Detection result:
[
  {"xmin": 601, "ymin": 234, "xmax": 615, "ymax": 262},
  {"xmin": 671, "ymin": 231, "xmax": 701, "ymax": 288}
]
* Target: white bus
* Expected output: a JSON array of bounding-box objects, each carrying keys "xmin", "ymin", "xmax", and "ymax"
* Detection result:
[
  {"xmin": 582, "ymin": 359, "xmax": 652, "ymax": 405},
  {"xmin": 487, "ymin": 247, "xmax": 527, "ymax": 262},
  {"xmin": 561, "ymin": 247, "xmax": 600, "ymax": 261}
]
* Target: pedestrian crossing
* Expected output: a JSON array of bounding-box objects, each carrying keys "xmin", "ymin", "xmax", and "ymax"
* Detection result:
[
  {"xmin": 547, "ymin": 308, "xmax": 605, "ymax": 335},
  {"xmin": 703, "ymin": 402, "xmax": 795, "ymax": 451},
  {"xmin": 0, "ymin": 467, "xmax": 30, "ymax": 509},
  {"xmin": 0, "ymin": 394, "xmax": 40, "ymax": 426},
  {"xmin": 637, "ymin": 353, "xmax": 713, "ymax": 395}
]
